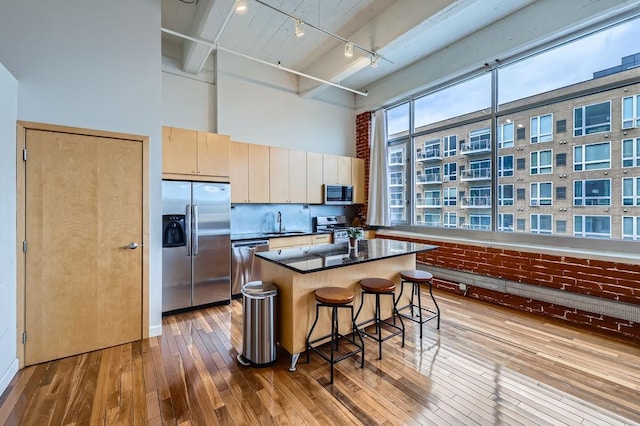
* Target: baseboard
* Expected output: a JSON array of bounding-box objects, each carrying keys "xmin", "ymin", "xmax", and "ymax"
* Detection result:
[
  {"xmin": 0, "ymin": 358, "xmax": 19, "ymax": 397},
  {"xmin": 149, "ymin": 324, "xmax": 162, "ymax": 338}
]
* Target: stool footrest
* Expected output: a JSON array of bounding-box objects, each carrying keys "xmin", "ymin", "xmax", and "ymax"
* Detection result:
[
  {"xmin": 308, "ymin": 333, "xmax": 363, "ymax": 365},
  {"xmin": 357, "ymin": 318, "xmax": 404, "ymax": 343},
  {"xmin": 397, "ymin": 304, "xmax": 439, "ymax": 325}
]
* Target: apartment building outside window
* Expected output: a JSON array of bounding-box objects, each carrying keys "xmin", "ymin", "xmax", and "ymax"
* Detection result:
[{"xmin": 384, "ymin": 17, "xmax": 640, "ymax": 241}]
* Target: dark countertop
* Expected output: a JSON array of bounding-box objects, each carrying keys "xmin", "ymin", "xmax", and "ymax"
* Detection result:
[
  {"xmin": 231, "ymin": 230, "xmax": 331, "ymax": 241},
  {"xmin": 256, "ymin": 238, "xmax": 437, "ymax": 274}
]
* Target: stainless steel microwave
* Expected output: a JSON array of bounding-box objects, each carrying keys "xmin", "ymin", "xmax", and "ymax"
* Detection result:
[{"xmin": 324, "ymin": 184, "xmax": 353, "ymax": 205}]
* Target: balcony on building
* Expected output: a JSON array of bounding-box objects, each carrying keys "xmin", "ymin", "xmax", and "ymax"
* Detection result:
[
  {"xmin": 416, "ymin": 146, "xmax": 442, "ymax": 162},
  {"xmin": 389, "ymin": 176, "xmax": 404, "ymax": 187},
  {"xmin": 416, "ymin": 196, "xmax": 442, "ymax": 208},
  {"xmin": 461, "ymin": 196, "xmax": 492, "ymax": 208},
  {"xmin": 460, "ymin": 167, "xmax": 491, "ymax": 181},
  {"xmin": 416, "ymin": 173, "xmax": 442, "ymax": 184},
  {"xmin": 460, "ymin": 222, "xmax": 492, "ymax": 231},
  {"xmin": 460, "ymin": 140, "xmax": 491, "ymax": 155}
]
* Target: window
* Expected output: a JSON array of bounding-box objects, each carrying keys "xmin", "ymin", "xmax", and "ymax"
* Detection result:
[
  {"xmin": 389, "ymin": 148, "xmax": 404, "ymax": 166},
  {"xmin": 469, "ymin": 214, "xmax": 491, "ymax": 231},
  {"xmin": 531, "ymin": 182, "xmax": 552, "ymax": 206},
  {"xmin": 423, "ymin": 190, "xmax": 441, "ymax": 207},
  {"xmin": 443, "ymin": 135, "xmax": 457, "ymax": 157},
  {"xmin": 531, "ymin": 214, "xmax": 553, "ymax": 234},
  {"xmin": 516, "ymin": 158, "xmax": 526, "ymax": 170},
  {"xmin": 574, "ymin": 142, "xmax": 610, "ymax": 171},
  {"xmin": 419, "ymin": 139, "xmax": 441, "ymax": 160},
  {"xmin": 464, "ymin": 186, "xmax": 491, "ymax": 208},
  {"xmin": 516, "ymin": 127, "xmax": 526, "ymax": 140},
  {"xmin": 390, "ymin": 171, "xmax": 403, "ymax": 186},
  {"xmin": 531, "ymin": 114, "xmax": 552, "ymax": 143},
  {"xmin": 516, "ymin": 218, "xmax": 526, "ymax": 231},
  {"xmin": 531, "ymin": 150, "xmax": 552, "ymax": 174},
  {"xmin": 556, "ymin": 220, "xmax": 567, "ymax": 233},
  {"xmin": 574, "ymin": 215, "xmax": 611, "ymax": 238},
  {"xmin": 499, "ymin": 184, "xmax": 514, "ymax": 206},
  {"xmin": 622, "ymin": 216, "xmax": 640, "ymax": 240},
  {"xmin": 498, "ymin": 122, "xmax": 514, "ymax": 148},
  {"xmin": 498, "ymin": 155, "xmax": 514, "ymax": 177},
  {"xmin": 498, "ymin": 213, "xmax": 514, "ymax": 232},
  {"xmin": 417, "ymin": 166, "xmax": 441, "ymax": 184},
  {"xmin": 443, "ymin": 187, "xmax": 457, "ymax": 206},
  {"xmin": 556, "ymin": 153, "xmax": 566, "ymax": 167},
  {"xmin": 622, "ymin": 95, "xmax": 640, "ymax": 129},
  {"xmin": 443, "ymin": 162, "xmax": 457, "ymax": 181},
  {"xmin": 556, "ymin": 119, "xmax": 567, "ymax": 133},
  {"xmin": 574, "ymin": 179, "xmax": 611, "ymax": 206},
  {"xmin": 462, "ymin": 159, "xmax": 491, "ymax": 180},
  {"xmin": 387, "ymin": 103, "xmax": 410, "ymax": 138},
  {"xmin": 388, "ymin": 142, "xmax": 408, "ymax": 224},
  {"xmin": 622, "ymin": 138, "xmax": 640, "ymax": 167},
  {"xmin": 516, "ymin": 188, "xmax": 525, "ymax": 200},
  {"xmin": 444, "ymin": 212, "xmax": 457, "ymax": 228},
  {"xmin": 423, "ymin": 213, "xmax": 441, "ymax": 227},
  {"xmin": 390, "ymin": 191, "xmax": 404, "ymax": 207},
  {"xmin": 574, "ymin": 101, "xmax": 611, "ymax": 136},
  {"xmin": 556, "ymin": 186, "xmax": 566, "ymax": 200},
  {"xmin": 464, "ymin": 128, "xmax": 491, "ymax": 153},
  {"xmin": 622, "ymin": 177, "xmax": 640, "ymax": 206}
]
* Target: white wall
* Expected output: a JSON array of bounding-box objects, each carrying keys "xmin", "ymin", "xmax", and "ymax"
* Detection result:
[
  {"xmin": 216, "ymin": 52, "xmax": 357, "ymax": 156},
  {"xmin": 0, "ymin": 0, "xmax": 164, "ymax": 355},
  {"xmin": 0, "ymin": 62, "xmax": 18, "ymax": 396}
]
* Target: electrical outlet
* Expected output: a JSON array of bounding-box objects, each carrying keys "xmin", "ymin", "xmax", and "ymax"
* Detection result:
[{"xmin": 458, "ymin": 283, "xmax": 467, "ymax": 291}]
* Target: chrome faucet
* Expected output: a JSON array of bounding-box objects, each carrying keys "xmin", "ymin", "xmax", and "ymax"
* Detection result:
[{"xmin": 277, "ymin": 211, "xmax": 283, "ymax": 233}]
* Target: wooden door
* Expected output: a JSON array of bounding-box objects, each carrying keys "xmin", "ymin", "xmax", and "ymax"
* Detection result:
[
  {"xmin": 306, "ymin": 152, "xmax": 323, "ymax": 203},
  {"xmin": 229, "ymin": 141, "xmax": 249, "ymax": 203},
  {"xmin": 197, "ymin": 131, "xmax": 230, "ymax": 178},
  {"xmin": 24, "ymin": 129, "xmax": 143, "ymax": 365},
  {"xmin": 289, "ymin": 149, "xmax": 307, "ymax": 203},
  {"xmin": 162, "ymin": 126, "xmax": 197, "ymax": 174},
  {"xmin": 269, "ymin": 146, "xmax": 290, "ymax": 203},
  {"xmin": 248, "ymin": 144, "xmax": 270, "ymax": 203}
]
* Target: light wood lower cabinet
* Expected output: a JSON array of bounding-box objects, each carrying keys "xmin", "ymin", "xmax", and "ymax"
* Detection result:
[
  {"xmin": 269, "ymin": 234, "xmax": 331, "ymax": 250},
  {"xmin": 162, "ymin": 126, "xmax": 230, "ymax": 181}
]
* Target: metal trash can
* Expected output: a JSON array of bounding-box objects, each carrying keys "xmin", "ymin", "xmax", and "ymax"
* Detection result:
[{"xmin": 237, "ymin": 281, "xmax": 278, "ymax": 367}]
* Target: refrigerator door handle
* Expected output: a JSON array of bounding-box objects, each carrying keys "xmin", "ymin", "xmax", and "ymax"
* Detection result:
[
  {"xmin": 185, "ymin": 204, "xmax": 192, "ymax": 256},
  {"xmin": 192, "ymin": 204, "xmax": 199, "ymax": 255}
]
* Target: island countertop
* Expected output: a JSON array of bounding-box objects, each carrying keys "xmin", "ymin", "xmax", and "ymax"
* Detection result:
[{"xmin": 256, "ymin": 238, "xmax": 438, "ymax": 274}]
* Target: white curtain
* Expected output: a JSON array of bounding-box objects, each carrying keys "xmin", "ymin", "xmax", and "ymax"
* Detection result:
[{"xmin": 367, "ymin": 109, "xmax": 390, "ymax": 226}]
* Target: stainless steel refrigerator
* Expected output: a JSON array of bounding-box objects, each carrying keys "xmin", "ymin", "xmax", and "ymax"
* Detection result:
[{"xmin": 162, "ymin": 181, "xmax": 231, "ymax": 313}]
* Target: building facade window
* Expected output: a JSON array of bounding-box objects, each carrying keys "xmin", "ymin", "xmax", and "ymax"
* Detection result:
[
  {"xmin": 423, "ymin": 213, "xmax": 441, "ymax": 227},
  {"xmin": 443, "ymin": 162, "xmax": 457, "ymax": 181},
  {"xmin": 531, "ymin": 114, "xmax": 553, "ymax": 143},
  {"xmin": 622, "ymin": 95, "xmax": 640, "ymax": 129},
  {"xmin": 443, "ymin": 135, "xmax": 457, "ymax": 157},
  {"xmin": 498, "ymin": 122, "xmax": 514, "ymax": 148},
  {"xmin": 574, "ymin": 101, "xmax": 611, "ymax": 136},
  {"xmin": 423, "ymin": 189, "xmax": 441, "ymax": 207},
  {"xmin": 443, "ymin": 187, "xmax": 457, "ymax": 206},
  {"xmin": 464, "ymin": 128, "xmax": 491, "ymax": 153},
  {"xmin": 556, "ymin": 220, "xmax": 567, "ymax": 233},
  {"xmin": 499, "ymin": 184, "xmax": 514, "ymax": 206},
  {"xmin": 573, "ymin": 142, "xmax": 611, "ymax": 171},
  {"xmin": 574, "ymin": 215, "xmax": 611, "ymax": 238},
  {"xmin": 498, "ymin": 155, "xmax": 514, "ymax": 177},
  {"xmin": 622, "ymin": 216, "xmax": 640, "ymax": 240},
  {"xmin": 469, "ymin": 214, "xmax": 491, "ymax": 230},
  {"xmin": 498, "ymin": 213, "xmax": 514, "ymax": 231},
  {"xmin": 444, "ymin": 212, "xmax": 457, "ymax": 228},
  {"xmin": 622, "ymin": 177, "xmax": 640, "ymax": 206},
  {"xmin": 531, "ymin": 214, "xmax": 553, "ymax": 234},
  {"xmin": 531, "ymin": 150, "xmax": 553, "ymax": 174},
  {"xmin": 516, "ymin": 218, "xmax": 526, "ymax": 231},
  {"xmin": 622, "ymin": 138, "xmax": 640, "ymax": 167},
  {"xmin": 574, "ymin": 179, "xmax": 611, "ymax": 206},
  {"xmin": 531, "ymin": 182, "xmax": 553, "ymax": 206}
]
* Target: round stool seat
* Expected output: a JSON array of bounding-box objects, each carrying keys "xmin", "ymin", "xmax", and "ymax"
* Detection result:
[
  {"xmin": 400, "ymin": 270, "xmax": 433, "ymax": 282},
  {"xmin": 360, "ymin": 278, "xmax": 396, "ymax": 293},
  {"xmin": 315, "ymin": 287, "xmax": 354, "ymax": 305}
]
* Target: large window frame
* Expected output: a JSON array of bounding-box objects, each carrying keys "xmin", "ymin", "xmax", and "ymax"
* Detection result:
[
  {"xmin": 574, "ymin": 101, "xmax": 612, "ymax": 136},
  {"xmin": 622, "ymin": 95, "xmax": 640, "ymax": 129}
]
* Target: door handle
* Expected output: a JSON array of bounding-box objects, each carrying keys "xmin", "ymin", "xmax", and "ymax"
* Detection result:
[
  {"xmin": 185, "ymin": 204, "xmax": 192, "ymax": 256},
  {"xmin": 126, "ymin": 242, "xmax": 139, "ymax": 249},
  {"xmin": 192, "ymin": 205, "xmax": 199, "ymax": 255}
]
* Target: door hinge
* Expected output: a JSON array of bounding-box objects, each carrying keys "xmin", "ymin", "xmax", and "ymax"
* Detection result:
[
  {"xmin": 22, "ymin": 331, "xmax": 27, "ymax": 344},
  {"xmin": 23, "ymin": 241, "xmax": 27, "ymax": 253},
  {"xmin": 23, "ymin": 149, "xmax": 27, "ymax": 161}
]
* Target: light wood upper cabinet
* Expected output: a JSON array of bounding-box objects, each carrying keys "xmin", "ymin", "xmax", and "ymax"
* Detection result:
[
  {"xmin": 270, "ymin": 147, "xmax": 307, "ymax": 203},
  {"xmin": 352, "ymin": 157, "xmax": 365, "ymax": 204},
  {"xmin": 337, "ymin": 155, "xmax": 352, "ymax": 185},
  {"xmin": 322, "ymin": 154, "xmax": 338, "ymax": 184},
  {"xmin": 162, "ymin": 126, "xmax": 230, "ymax": 181},
  {"xmin": 307, "ymin": 152, "xmax": 324, "ymax": 204},
  {"xmin": 229, "ymin": 141, "xmax": 249, "ymax": 203},
  {"xmin": 248, "ymin": 144, "xmax": 270, "ymax": 203}
]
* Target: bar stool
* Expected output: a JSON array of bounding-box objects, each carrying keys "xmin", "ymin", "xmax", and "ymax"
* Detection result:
[
  {"xmin": 396, "ymin": 270, "xmax": 440, "ymax": 339},
  {"xmin": 354, "ymin": 278, "xmax": 405, "ymax": 360},
  {"xmin": 306, "ymin": 287, "xmax": 364, "ymax": 384}
]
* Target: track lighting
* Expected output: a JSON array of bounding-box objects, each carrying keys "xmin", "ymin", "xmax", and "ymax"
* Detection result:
[
  {"xmin": 370, "ymin": 55, "xmax": 380, "ymax": 68},
  {"xmin": 344, "ymin": 42, "xmax": 353, "ymax": 58},
  {"xmin": 294, "ymin": 19, "xmax": 304, "ymax": 37}
]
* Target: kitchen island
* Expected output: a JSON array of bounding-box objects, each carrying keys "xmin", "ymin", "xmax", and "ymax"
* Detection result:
[{"xmin": 256, "ymin": 238, "xmax": 438, "ymax": 371}]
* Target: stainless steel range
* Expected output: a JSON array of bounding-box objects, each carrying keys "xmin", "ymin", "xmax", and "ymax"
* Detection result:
[{"xmin": 315, "ymin": 215, "xmax": 349, "ymax": 243}]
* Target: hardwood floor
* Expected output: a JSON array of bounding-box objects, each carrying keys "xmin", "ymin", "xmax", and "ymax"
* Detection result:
[{"xmin": 1, "ymin": 290, "xmax": 639, "ymax": 425}]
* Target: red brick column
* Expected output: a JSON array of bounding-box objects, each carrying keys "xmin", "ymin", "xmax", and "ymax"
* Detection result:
[
  {"xmin": 355, "ymin": 111, "xmax": 372, "ymax": 217},
  {"xmin": 379, "ymin": 234, "xmax": 640, "ymax": 341}
]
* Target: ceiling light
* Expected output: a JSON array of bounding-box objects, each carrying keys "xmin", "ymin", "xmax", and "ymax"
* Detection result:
[
  {"xmin": 370, "ymin": 55, "xmax": 380, "ymax": 68},
  {"xmin": 344, "ymin": 42, "xmax": 354, "ymax": 58},
  {"xmin": 235, "ymin": 1, "xmax": 247, "ymax": 14},
  {"xmin": 294, "ymin": 19, "xmax": 304, "ymax": 37}
]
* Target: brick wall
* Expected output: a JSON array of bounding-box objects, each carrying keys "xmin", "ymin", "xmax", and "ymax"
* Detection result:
[
  {"xmin": 355, "ymin": 111, "xmax": 372, "ymax": 218},
  {"xmin": 379, "ymin": 234, "xmax": 640, "ymax": 340}
]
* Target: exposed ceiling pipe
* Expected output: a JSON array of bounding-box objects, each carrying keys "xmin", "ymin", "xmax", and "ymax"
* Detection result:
[{"xmin": 161, "ymin": 27, "xmax": 368, "ymax": 96}]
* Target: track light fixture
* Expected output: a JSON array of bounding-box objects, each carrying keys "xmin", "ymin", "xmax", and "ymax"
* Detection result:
[
  {"xmin": 344, "ymin": 42, "xmax": 354, "ymax": 58},
  {"xmin": 294, "ymin": 19, "xmax": 304, "ymax": 37},
  {"xmin": 370, "ymin": 55, "xmax": 380, "ymax": 68}
]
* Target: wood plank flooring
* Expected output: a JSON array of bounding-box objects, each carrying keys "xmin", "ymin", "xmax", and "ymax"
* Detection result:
[{"xmin": 1, "ymin": 290, "xmax": 639, "ymax": 425}]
